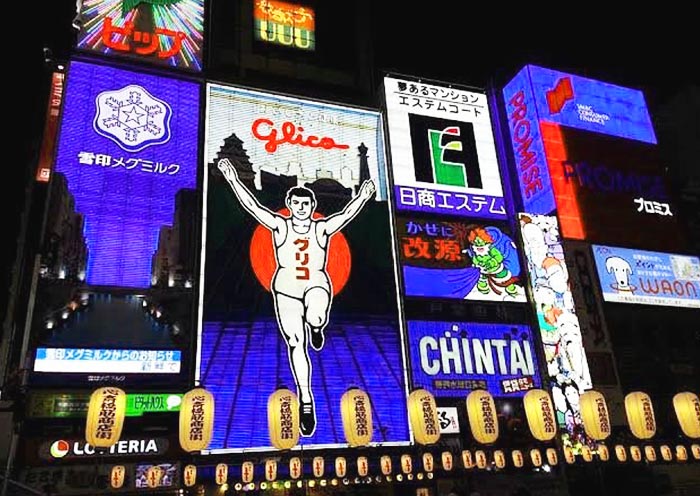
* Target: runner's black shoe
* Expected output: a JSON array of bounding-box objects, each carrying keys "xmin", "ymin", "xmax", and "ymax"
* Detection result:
[
  {"xmin": 310, "ymin": 327, "xmax": 325, "ymax": 351},
  {"xmin": 299, "ymin": 400, "xmax": 316, "ymax": 436}
]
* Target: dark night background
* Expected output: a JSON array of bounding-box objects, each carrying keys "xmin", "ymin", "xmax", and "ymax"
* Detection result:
[{"xmin": 6, "ymin": 3, "xmax": 699, "ymax": 324}]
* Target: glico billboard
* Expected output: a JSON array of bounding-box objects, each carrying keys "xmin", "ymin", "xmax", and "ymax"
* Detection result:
[
  {"xmin": 384, "ymin": 76, "xmax": 507, "ymax": 220},
  {"xmin": 30, "ymin": 61, "xmax": 199, "ymax": 387},
  {"xmin": 503, "ymin": 65, "xmax": 683, "ymax": 251},
  {"xmin": 76, "ymin": 0, "xmax": 204, "ymax": 71},
  {"xmin": 199, "ymin": 83, "xmax": 409, "ymax": 452}
]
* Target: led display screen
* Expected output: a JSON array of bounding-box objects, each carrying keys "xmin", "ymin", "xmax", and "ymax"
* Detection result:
[
  {"xmin": 384, "ymin": 77, "xmax": 506, "ymax": 220},
  {"xmin": 407, "ymin": 320, "xmax": 541, "ymax": 398},
  {"xmin": 397, "ymin": 214, "xmax": 526, "ymax": 302},
  {"xmin": 135, "ymin": 463, "xmax": 178, "ymax": 488},
  {"xmin": 592, "ymin": 245, "xmax": 700, "ymax": 308},
  {"xmin": 27, "ymin": 392, "xmax": 182, "ymax": 418},
  {"xmin": 519, "ymin": 213, "xmax": 592, "ymax": 444},
  {"xmin": 254, "ymin": 0, "xmax": 315, "ymax": 51},
  {"xmin": 76, "ymin": 0, "xmax": 204, "ymax": 71},
  {"xmin": 199, "ymin": 83, "xmax": 409, "ymax": 452}
]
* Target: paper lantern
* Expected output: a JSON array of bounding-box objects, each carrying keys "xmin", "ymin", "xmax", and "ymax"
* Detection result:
[
  {"xmin": 625, "ymin": 392, "xmax": 656, "ymax": 439},
  {"xmin": 357, "ymin": 456, "xmax": 369, "ymax": 477},
  {"xmin": 85, "ymin": 387, "xmax": 126, "ymax": 448},
  {"xmin": 401, "ymin": 454, "xmax": 413, "ymax": 474},
  {"xmin": 466, "ymin": 390, "xmax": 499, "ymax": 444},
  {"xmin": 580, "ymin": 390, "xmax": 611, "ymax": 441},
  {"xmin": 312, "ymin": 457, "xmax": 324, "ymax": 478},
  {"xmin": 660, "ymin": 445, "xmax": 672, "ymax": 462},
  {"xmin": 673, "ymin": 392, "xmax": 700, "ymax": 439},
  {"xmin": 340, "ymin": 388, "xmax": 373, "ymax": 447},
  {"xmin": 598, "ymin": 444, "xmax": 610, "ymax": 462},
  {"xmin": 423, "ymin": 453, "xmax": 434, "ymax": 472},
  {"xmin": 441, "ymin": 451, "xmax": 454, "ymax": 471},
  {"xmin": 644, "ymin": 446, "xmax": 656, "ymax": 462},
  {"xmin": 461, "ymin": 450, "xmax": 474, "ymax": 469},
  {"xmin": 179, "ymin": 388, "xmax": 215, "ymax": 452},
  {"xmin": 183, "ymin": 465, "xmax": 197, "ymax": 487},
  {"xmin": 512, "ymin": 450, "xmax": 524, "ymax": 468},
  {"xmin": 523, "ymin": 389, "xmax": 557, "ymax": 441},
  {"xmin": 265, "ymin": 460, "xmax": 277, "ymax": 481},
  {"xmin": 494, "ymin": 450, "xmax": 506, "ymax": 468},
  {"xmin": 268, "ymin": 388, "xmax": 300, "ymax": 450},
  {"xmin": 630, "ymin": 446, "xmax": 642, "ymax": 462},
  {"xmin": 692, "ymin": 444, "xmax": 700, "ymax": 460},
  {"xmin": 335, "ymin": 457, "xmax": 346, "ymax": 478},
  {"xmin": 676, "ymin": 445, "xmax": 688, "ymax": 461},
  {"xmin": 615, "ymin": 445, "xmax": 627, "ymax": 462},
  {"xmin": 530, "ymin": 449, "xmax": 542, "ymax": 467},
  {"xmin": 475, "ymin": 450, "xmax": 487, "ymax": 469},
  {"xmin": 381, "ymin": 455, "xmax": 392, "ymax": 475},
  {"xmin": 546, "ymin": 448, "xmax": 558, "ymax": 466},
  {"xmin": 581, "ymin": 445, "xmax": 593, "ymax": 462},
  {"xmin": 146, "ymin": 466, "xmax": 163, "ymax": 488},
  {"xmin": 289, "ymin": 457, "xmax": 302, "ymax": 479},
  {"xmin": 564, "ymin": 446, "xmax": 576, "ymax": 464},
  {"xmin": 110, "ymin": 465, "xmax": 125, "ymax": 489},
  {"xmin": 407, "ymin": 389, "xmax": 441, "ymax": 445},
  {"xmin": 241, "ymin": 462, "xmax": 253, "ymax": 483}
]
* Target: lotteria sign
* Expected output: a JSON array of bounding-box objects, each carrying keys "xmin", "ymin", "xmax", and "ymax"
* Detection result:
[{"xmin": 42, "ymin": 438, "xmax": 168, "ymax": 460}]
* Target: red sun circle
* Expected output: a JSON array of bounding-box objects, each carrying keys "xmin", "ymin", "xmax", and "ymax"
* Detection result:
[{"xmin": 249, "ymin": 210, "xmax": 351, "ymax": 296}]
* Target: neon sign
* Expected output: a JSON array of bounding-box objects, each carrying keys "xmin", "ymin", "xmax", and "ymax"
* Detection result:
[{"xmin": 254, "ymin": 0, "xmax": 315, "ymax": 50}]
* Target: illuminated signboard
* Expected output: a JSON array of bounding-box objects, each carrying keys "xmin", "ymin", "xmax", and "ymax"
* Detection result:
[
  {"xmin": 36, "ymin": 72, "xmax": 65, "ymax": 183},
  {"xmin": 21, "ymin": 463, "xmax": 151, "ymax": 495},
  {"xmin": 254, "ymin": 0, "xmax": 315, "ymax": 51},
  {"xmin": 34, "ymin": 348, "xmax": 181, "ymax": 374},
  {"xmin": 384, "ymin": 76, "xmax": 506, "ymax": 220},
  {"xmin": 407, "ymin": 321, "xmax": 541, "ymax": 398},
  {"xmin": 76, "ymin": 0, "xmax": 204, "ymax": 71},
  {"xmin": 519, "ymin": 213, "xmax": 592, "ymax": 443},
  {"xmin": 199, "ymin": 83, "xmax": 408, "ymax": 452},
  {"xmin": 41, "ymin": 437, "xmax": 168, "ymax": 460},
  {"xmin": 135, "ymin": 463, "xmax": 178, "ymax": 488},
  {"xmin": 592, "ymin": 245, "xmax": 700, "ymax": 308},
  {"xmin": 397, "ymin": 214, "xmax": 526, "ymax": 302},
  {"xmin": 27, "ymin": 392, "xmax": 182, "ymax": 418}
]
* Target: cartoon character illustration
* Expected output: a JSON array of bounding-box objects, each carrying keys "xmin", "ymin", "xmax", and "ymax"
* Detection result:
[
  {"xmin": 605, "ymin": 256, "xmax": 635, "ymax": 292},
  {"xmin": 464, "ymin": 226, "xmax": 520, "ymax": 297},
  {"xmin": 217, "ymin": 158, "xmax": 376, "ymax": 437}
]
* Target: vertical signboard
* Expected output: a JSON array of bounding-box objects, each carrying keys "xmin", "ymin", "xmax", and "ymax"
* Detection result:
[
  {"xmin": 199, "ymin": 83, "xmax": 409, "ymax": 451},
  {"xmin": 36, "ymin": 72, "xmax": 65, "ymax": 183}
]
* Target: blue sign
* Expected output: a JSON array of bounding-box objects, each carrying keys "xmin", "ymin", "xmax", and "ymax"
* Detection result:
[
  {"xmin": 33, "ymin": 348, "xmax": 181, "ymax": 374},
  {"xmin": 592, "ymin": 245, "xmax": 700, "ymax": 308},
  {"xmin": 407, "ymin": 321, "xmax": 541, "ymax": 398},
  {"xmin": 53, "ymin": 61, "xmax": 199, "ymax": 287}
]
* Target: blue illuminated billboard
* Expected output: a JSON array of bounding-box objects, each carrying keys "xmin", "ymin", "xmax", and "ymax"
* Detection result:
[
  {"xmin": 199, "ymin": 84, "xmax": 409, "ymax": 452},
  {"xmin": 406, "ymin": 321, "xmax": 541, "ymax": 398},
  {"xmin": 592, "ymin": 245, "xmax": 700, "ymax": 308}
]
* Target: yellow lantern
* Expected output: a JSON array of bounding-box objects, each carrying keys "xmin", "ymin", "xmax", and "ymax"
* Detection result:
[
  {"xmin": 615, "ymin": 445, "xmax": 627, "ymax": 462},
  {"xmin": 475, "ymin": 450, "xmax": 487, "ymax": 469},
  {"xmin": 530, "ymin": 449, "xmax": 542, "ymax": 467},
  {"xmin": 659, "ymin": 445, "xmax": 672, "ymax": 462},
  {"xmin": 340, "ymin": 388, "xmax": 373, "ymax": 447},
  {"xmin": 85, "ymin": 387, "xmax": 126, "ymax": 448},
  {"xmin": 380, "ymin": 455, "xmax": 392, "ymax": 475},
  {"xmin": 268, "ymin": 388, "xmax": 300, "ymax": 450},
  {"xmin": 407, "ymin": 389, "xmax": 441, "ymax": 445},
  {"xmin": 692, "ymin": 444, "xmax": 700, "ymax": 460},
  {"xmin": 523, "ymin": 389, "xmax": 557, "ymax": 441},
  {"xmin": 581, "ymin": 445, "xmax": 593, "ymax": 462},
  {"xmin": 401, "ymin": 454, "xmax": 413, "ymax": 474},
  {"xmin": 335, "ymin": 457, "xmax": 346, "ymax": 478},
  {"xmin": 466, "ymin": 390, "xmax": 499, "ymax": 444},
  {"xmin": 265, "ymin": 460, "xmax": 277, "ymax": 481},
  {"xmin": 673, "ymin": 392, "xmax": 700, "ymax": 439},
  {"xmin": 546, "ymin": 448, "xmax": 558, "ymax": 465},
  {"xmin": 676, "ymin": 445, "xmax": 688, "ymax": 461},
  {"xmin": 580, "ymin": 390, "xmax": 611, "ymax": 441},
  {"xmin": 312, "ymin": 457, "xmax": 324, "ymax": 478},
  {"xmin": 357, "ymin": 456, "xmax": 369, "ymax": 477},
  {"xmin": 423, "ymin": 453, "xmax": 434, "ymax": 472},
  {"xmin": 241, "ymin": 462, "xmax": 252, "ymax": 484},
  {"xmin": 564, "ymin": 446, "xmax": 576, "ymax": 464},
  {"xmin": 442, "ymin": 451, "xmax": 454, "ymax": 471},
  {"xmin": 644, "ymin": 446, "xmax": 656, "ymax": 462},
  {"xmin": 289, "ymin": 457, "xmax": 302, "ymax": 479},
  {"xmin": 110, "ymin": 465, "xmax": 125, "ymax": 489},
  {"xmin": 625, "ymin": 392, "xmax": 656, "ymax": 439},
  {"xmin": 461, "ymin": 450, "xmax": 474, "ymax": 469},
  {"xmin": 494, "ymin": 450, "xmax": 506, "ymax": 468},
  {"xmin": 146, "ymin": 465, "xmax": 163, "ymax": 488},
  {"xmin": 183, "ymin": 464, "xmax": 197, "ymax": 487},
  {"xmin": 598, "ymin": 444, "xmax": 610, "ymax": 462},
  {"xmin": 630, "ymin": 445, "xmax": 642, "ymax": 462},
  {"xmin": 512, "ymin": 450, "xmax": 524, "ymax": 468},
  {"xmin": 179, "ymin": 388, "xmax": 215, "ymax": 452}
]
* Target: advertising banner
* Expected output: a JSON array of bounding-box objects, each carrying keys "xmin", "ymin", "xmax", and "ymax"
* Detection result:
[
  {"xmin": 592, "ymin": 245, "xmax": 700, "ymax": 308},
  {"xmin": 27, "ymin": 392, "xmax": 182, "ymax": 418},
  {"xmin": 199, "ymin": 83, "xmax": 409, "ymax": 452},
  {"xmin": 384, "ymin": 76, "xmax": 506, "ymax": 219},
  {"xmin": 254, "ymin": 0, "xmax": 315, "ymax": 51}
]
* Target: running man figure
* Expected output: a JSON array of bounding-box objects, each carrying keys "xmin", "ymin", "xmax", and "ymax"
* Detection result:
[{"xmin": 217, "ymin": 158, "xmax": 376, "ymax": 436}]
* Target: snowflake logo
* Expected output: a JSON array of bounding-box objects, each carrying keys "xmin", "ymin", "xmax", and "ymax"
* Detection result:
[{"xmin": 93, "ymin": 84, "xmax": 172, "ymax": 152}]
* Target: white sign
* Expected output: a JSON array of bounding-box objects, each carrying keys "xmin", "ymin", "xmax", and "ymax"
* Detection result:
[{"xmin": 436, "ymin": 407, "xmax": 459, "ymax": 434}]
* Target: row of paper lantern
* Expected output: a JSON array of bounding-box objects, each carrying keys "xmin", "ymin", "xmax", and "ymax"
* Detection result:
[
  {"xmin": 85, "ymin": 387, "xmax": 700, "ymax": 452},
  {"xmin": 107, "ymin": 443, "xmax": 700, "ymax": 489}
]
